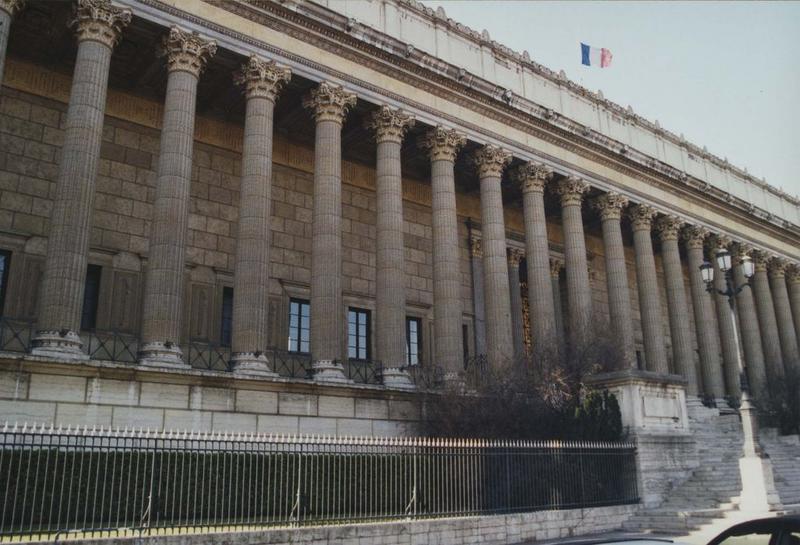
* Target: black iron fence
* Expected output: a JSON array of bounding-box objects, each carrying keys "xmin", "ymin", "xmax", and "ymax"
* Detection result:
[{"xmin": 0, "ymin": 424, "xmax": 638, "ymax": 541}]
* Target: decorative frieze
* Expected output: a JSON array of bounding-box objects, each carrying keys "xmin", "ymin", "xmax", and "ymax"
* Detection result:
[
  {"xmin": 303, "ymin": 81, "xmax": 357, "ymax": 124},
  {"xmin": 70, "ymin": 0, "xmax": 131, "ymax": 49},
  {"xmin": 160, "ymin": 26, "xmax": 217, "ymax": 77},
  {"xmin": 418, "ymin": 126, "xmax": 466, "ymax": 162},
  {"xmin": 511, "ymin": 162, "xmax": 552, "ymax": 193},
  {"xmin": 592, "ymin": 193, "xmax": 628, "ymax": 222},
  {"xmin": 364, "ymin": 105, "xmax": 415, "ymax": 143},
  {"xmin": 628, "ymin": 204, "xmax": 657, "ymax": 231},
  {"xmin": 553, "ymin": 176, "xmax": 589, "ymax": 207},
  {"xmin": 472, "ymin": 144, "xmax": 511, "ymax": 178},
  {"xmin": 655, "ymin": 215, "xmax": 685, "ymax": 241},
  {"xmin": 234, "ymin": 54, "xmax": 291, "ymax": 102}
]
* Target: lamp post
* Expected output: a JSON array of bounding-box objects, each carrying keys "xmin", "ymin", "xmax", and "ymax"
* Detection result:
[{"xmin": 700, "ymin": 250, "xmax": 781, "ymax": 511}]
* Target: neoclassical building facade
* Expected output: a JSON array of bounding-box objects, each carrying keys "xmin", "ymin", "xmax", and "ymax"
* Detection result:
[{"xmin": 0, "ymin": 0, "xmax": 799, "ymax": 436}]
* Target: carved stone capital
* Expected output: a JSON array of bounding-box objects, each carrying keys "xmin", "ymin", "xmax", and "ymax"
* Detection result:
[
  {"xmin": 364, "ymin": 105, "xmax": 415, "ymax": 144},
  {"xmin": 0, "ymin": 0, "xmax": 25, "ymax": 17},
  {"xmin": 160, "ymin": 26, "xmax": 217, "ymax": 77},
  {"xmin": 731, "ymin": 242, "xmax": 754, "ymax": 264},
  {"xmin": 786, "ymin": 264, "xmax": 800, "ymax": 284},
  {"xmin": 549, "ymin": 257, "xmax": 564, "ymax": 278},
  {"xmin": 234, "ymin": 55, "xmax": 291, "ymax": 102},
  {"xmin": 682, "ymin": 225, "xmax": 709, "ymax": 250},
  {"xmin": 751, "ymin": 250, "xmax": 771, "ymax": 273},
  {"xmin": 468, "ymin": 234, "xmax": 482, "ymax": 258},
  {"xmin": 303, "ymin": 81, "xmax": 357, "ymax": 124},
  {"xmin": 655, "ymin": 215, "xmax": 685, "ymax": 241},
  {"xmin": 419, "ymin": 126, "xmax": 466, "ymax": 162},
  {"xmin": 628, "ymin": 204, "xmax": 657, "ymax": 231},
  {"xmin": 553, "ymin": 176, "xmax": 589, "ymax": 207},
  {"xmin": 510, "ymin": 162, "xmax": 552, "ymax": 193},
  {"xmin": 708, "ymin": 233, "xmax": 733, "ymax": 254},
  {"xmin": 592, "ymin": 192, "xmax": 628, "ymax": 222},
  {"xmin": 507, "ymin": 247, "xmax": 524, "ymax": 266},
  {"xmin": 472, "ymin": 144, "xmax": 511, "ymax": 179},
  {"xmin": 70, "ymin": 0, "xmax": 131, "ymax": 49},
  {"xmin": 768, "ymin": 257, "xmax": 788, "ymax": 278}
]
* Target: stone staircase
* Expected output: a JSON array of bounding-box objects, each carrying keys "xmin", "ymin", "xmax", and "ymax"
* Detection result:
[
  {"xmin": 623, "ymin": 403, "xmax": 751, "ymax": 542},
  {"xmin": 761, "ymin": 431, "xmax": 800, "ymax": 506}
]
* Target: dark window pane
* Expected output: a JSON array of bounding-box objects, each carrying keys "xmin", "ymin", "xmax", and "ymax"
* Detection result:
[
  {"xmin": 0, "ymin": 250, "xmax": 10, "ymax": 315},
  {"xmin": 347, "ymin": 307, "xmax": 370, "ymax": 361},
  {"xmin": 289, "ymin": 298, "xmax": 310, "ymax": 354},
  {"xmin": 220, "ymin": 287, "xmax": 234, "ymax": 347},
  {"xmin": 80, "ymin": 264, "xmax": 102, "ymax": 331}
]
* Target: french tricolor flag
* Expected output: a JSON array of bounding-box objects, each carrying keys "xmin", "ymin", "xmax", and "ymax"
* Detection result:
[{"xmin": 581, "ymin": 43, "xmax": 612, "ymax": 68}]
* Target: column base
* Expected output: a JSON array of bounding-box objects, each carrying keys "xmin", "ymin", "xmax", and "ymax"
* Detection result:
[
  {"xmin": 138, "ymin": 341, "xmax": 188, "ymax": 369},
  {"xmin": 30, "ymin": 330, "xmax": 89, "ymax": 362},
  {"xmin": 381, "ymin": 367, "xmax": 415, "ymax": 390},
  {"xmin": 312, "ymin": 360, "xmax": 352, "ymax": 384},
  {"xmin": 231, "ymin": 352, "xmax": 278, "ymax": 378},
  {"xmin": 739, "ymin": 455, "xmax": 783, "ymax": 512}
]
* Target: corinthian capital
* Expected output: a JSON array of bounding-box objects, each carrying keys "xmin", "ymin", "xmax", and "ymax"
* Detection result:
[
  {"xmin": 553, "ymin": 176, "xmax": 589, "ymax": 207},
  {"xmin": 161, "ymin": 26, "xmax": 217, "ymax": 77},
  {"xmin": 682, "ymin": 225, "xmax": 709, "ymax": 250},
  {"xmin": 786, "ymin": 264, "xmax": 800, "ymax": 284},
  {"xmin": 364, "ymin": 105, "xmax": 415, "ymax": 144},
  {"xmin": 592, "ymin": 192, "xmax": 628, "ymax": 222},
  {"xmin": 468, "ymin": 234, "xmax": 482, "ymax": 258},
  {"xmin": 70, "ymin": 0, "xmax": 131, "ymax": 49},
  {"xmin": 628, "ymin": 204, "xmax": 657, "ymax": 231},
  {"xmin": 418, "ymin": 126, "xmax": 466, "ymax": 162},
  {"xmin": 708, "ymin": 233, "xmax": 732, "ymax": 255},
  {"xmin": 507, "ymin": 247, "xmax": 525, "ymax": 266},
  {"xmin": 768, "ymin": 257, "xmax": 788, "ymax": 278},
  {"xmin": 303, "ymin": 81, "xmax": 357, "ymax": 125},
  {"xmin": 751, "ymin": 250, "xmax": 771, "ymax": 273},
  {"xmin": 731, "ymin": 242, "xmax": 753, "ymax": 264},
  {"xmin": 234, "ymin": 55, "xmax": 291, "ymax": 102},
  {"xmin": 655, "ymin": 215, "xmax": 685, "ymax": 241},
  {"xmin": 549, "ymin": 257, "xmax": 564, "ymax": 278},
  {"xmin": 472, "ymin": 144, "xmax": 511, "ymax": 179},
  {"xmin": 510, "ymin": 162, "xmax": 552, "ymax": 193},
  {"xmin": 0, "ymin": 0, "xmax": 25, "ymax": 17}
]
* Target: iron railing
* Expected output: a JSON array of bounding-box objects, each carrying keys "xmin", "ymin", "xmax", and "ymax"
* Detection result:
[
  {"xmin": 0, "ymin": 317, "xmax": 34, "ymax": 354},
  {"xmin": 0, "ymin": 423, "xmax": 638, "ymax": 541}
]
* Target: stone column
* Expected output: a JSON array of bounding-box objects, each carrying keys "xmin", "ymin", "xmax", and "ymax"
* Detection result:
[
  {"xmin": 507, "ymin": 248, "xmax": 526, "ymax": 361},
  {"xmin": 32, "ymin": 0, "xmax": 131, "ymax": 360},
  {"xmin": 229, "ymin": 55, "xmax": 291, "ymax": 377},
  {"xmin": 592, "ymin": 193, "xmax": 635, "ymax": 368},
  {"xmin": 302, "ymin": 82, "xmax": 357, "ymax": 382},
  {"xmin": 709, "ymin": 235, "xmax": 741, "ymax": 398},
  {"xmin": 0, "ymin": 0, "xmax": 25, "ymax": 87},
  {"xmin": 769, "ymin": 257, "xmax": 800, "ymax": 375},
  {"xmin": 732, "ymin": 243, "xmax": 768, "ymax": 402},
  {"xmin": 419, "ymin": 126, "xmax": 466, "ymax": 381},
  {"xmin": 788, "ymin": 265, "xmax": 800, "ymax": 345},
  {"xmin": 139, "ymin": 27, "xmax": 216, "ymax": 367},
  {"xmin": 473, "ymin": 145, "xmax": 513, "ymax": 369},
  {"xmin": 365, "ymin": 105, "xmax": 415, "ymax": 388},
  {"xmin": 683, "ymin": 226, "xmax": 724, "ymax": 398},
  {"xmin": 511, "ymin": 163, "xmax": 556, "ymax": 352},
  {"xmin": 468, "ymin": 233, "xmax": 486, "ymax": 356},
  {"xmin": 550, "ymin": 257, "xmax": 565, "ymax": 342},
  {"xmin": 752, "ymin": 250, "xmax": 785, "ymax": 381},
  {"xmin": 553, "ymin": 177, "xmax": 591, "ymax": 347},
  {"xmin": 656, "ymin": 216, "xmax": 699, "ymax": 394},
  {"xmin": 628, "ymin": 204, "xmax": 669, "ymax": 374}
]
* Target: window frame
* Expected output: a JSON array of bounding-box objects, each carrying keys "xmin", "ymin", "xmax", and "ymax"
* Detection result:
[
  {"xmin": 347, "ymin": 307, "xmax": 371, "ymax": 361},
  {"xmin": 0, "ymin": 250, "xmax": 10, "ymax": 316},
  {"xmin": 219, "ymin": 286, "xmax": 234, "ymax": 347},
  {"xmin": 288, "ymin": 298, "xmax": 310, "ymax": 354},
  {"xmin": 405, "ymin": 316, "xmax": 422, "ymax": 367},
  {"xmin": 80, "ymin": 264, "xmax": 103, "ymax": 331}
]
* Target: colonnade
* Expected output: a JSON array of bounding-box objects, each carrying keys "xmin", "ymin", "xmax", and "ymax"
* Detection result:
[{"xmin": 6, "ymin": 0, "xmax": 799, "ymax": 397}]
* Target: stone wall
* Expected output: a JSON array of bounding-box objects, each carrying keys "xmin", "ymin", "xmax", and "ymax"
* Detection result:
[
  {"xmin": 636, "ymin": 433, "xmax": 698, "ymax": 508},
  {"xmin": 50, "ymin": 504, "xmax": 638, "ymax": 545}
]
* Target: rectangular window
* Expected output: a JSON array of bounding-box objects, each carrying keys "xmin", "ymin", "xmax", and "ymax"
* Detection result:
[
  {"xmin": 462, "ymin": 323, "xmax": 470, "ymax": 365},
  {"xmin": 406, "ymin": 317, "xmax": 421, "ymax": 366},
  {"xmin": 0, "ymin": 250, "xmax": 10, "ymax": 315},
  {"xmin": 347, "ymin": 308, "xmax": 370, "ymax": 361},
  {"xmin": 80, "ymin": 264, "xmax": 102, "ymax": 331},
  {"xmin": 288, "ymin": 298, "xmax": 310, "ymax": 353},
  {"xmin": 220, "ymin": 287, "xmax": 234, "ymax": 347}
]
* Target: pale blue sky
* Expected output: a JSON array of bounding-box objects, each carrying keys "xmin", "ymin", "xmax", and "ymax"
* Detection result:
[{"xmin": 422, "ymin": 1, "xmax": 800, "ymax": 196}]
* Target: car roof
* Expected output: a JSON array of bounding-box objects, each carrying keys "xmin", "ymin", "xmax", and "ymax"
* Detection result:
[{"xmin": 719, "ymin": 515, "xmax": 800, "ymax": 536}]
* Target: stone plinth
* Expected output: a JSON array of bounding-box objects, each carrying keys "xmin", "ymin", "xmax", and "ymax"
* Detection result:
[{"xmin": 586, "ymin": 369, "xmax": 689, "ymax": 435}]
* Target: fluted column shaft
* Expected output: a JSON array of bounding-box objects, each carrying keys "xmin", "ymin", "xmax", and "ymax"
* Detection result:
[
  {"xmin": 550, "ymin": 258, "xmax": 565, "ymax": 342},
  {"xmin": 230, "ymin": 56, "xmax": 290, "ymax": 376},
  {"xmin": 629, "ymin": 205, "xmax": 668, "ymax": 374},
  {"xmin": 593, "ymin": 193, "xmax": 635, "ymax": 368},
  {"xmin": 683, "ymin": 227, "xmax": 724, "ymax": 397},
  {"xmin": 513, "ymin": 163, "xmax": 556, "ymax": 351},
  {"xmin": 139, "ymin": 28, "xmax": 216, "ymax": 367},
  {"xmin": 769, "ymin": 259, "xmax": 800, "ymax": 375},
  {"xmin": 0, "ymin": 1, "xmax": 24, "ymax": 87},
  {"xmin": 367, "ymin": 106, "xmax": 414, "ymax": 370},
  {"xmin": 789, "ymin": 268, "xmax": 800, "ymax": 345},
  {"xmin": 33, "ymin": 1, "xmax": 131, "ymax": 359},
  {"xmin": 468, "ymin": 235, "xmax": 487, "ymax": 356},
  {"xmin": 507, "ymin": 250, "xmax": 525, "ymax": 360},
  {"xmin": 554, "ymin": 178, "xmax": 591, "ymax": 346},
  {"xmin": 732, "ymin": 245, "xmax": 768, "ymax": 401},
  {"xmin": 710, "ymin": 236, "xmax": 741, "ymax": 398},
  {"xmin": 752, "ymin": 252, "xmax": 785, "ymax": 381},
  {"xmin": 474, "ymin": 145, "xmax": 513, "ymax": 368},
  {"xmin": 420, "ymin": 127, "xmax": 466, "ymax": 379},
  {"xmin": 657, "ymin": 217, "xmax": 698, "ymax": 393}
]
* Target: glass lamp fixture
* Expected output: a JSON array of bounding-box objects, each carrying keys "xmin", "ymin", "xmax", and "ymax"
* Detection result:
[
  {"xmin": 700, "ymin": 261, "xmax": 714, "ymax": 286},
  {"xmin": 715, "ymin": 249, "xmax": 732, "ymax": 272},
  {"xmin": 741, "ymin": 255, "xmax": 755, "ymax": 279}
]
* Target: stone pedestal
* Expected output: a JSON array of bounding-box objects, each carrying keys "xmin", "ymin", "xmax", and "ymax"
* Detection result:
[
  {"xmin": 381, "ymin": 367, "xmax": 415, "ymax": 390},
  {"xmin": 586, "ymin": 369, "xmax": 689, "ymax": 434},
  {"xmin": 231, "ymin": 353, "xmax": 278, "ymax": 379},
  {"xmin": 311, "ymin": 360, "xmax": 353, "ymax": 384}
]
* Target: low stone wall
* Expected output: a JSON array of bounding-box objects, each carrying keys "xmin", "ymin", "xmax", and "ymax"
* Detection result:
[
  {"xmin": 0, "ymin": 355, "xmax": 423, "ymax": 436},
  {"xmin": 52, "ymin": 505, "xmax": 638, "ymax": 545},
  {"xmin": 635, "ymin": 433, "xmax": 698, "ymax": 508}
]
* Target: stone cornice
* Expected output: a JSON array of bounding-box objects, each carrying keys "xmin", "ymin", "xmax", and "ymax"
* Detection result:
[
  {"xmin": 592, "ymin": 193, "xmax": 629, "ymax": 222},
  {"xmin": 418, "ymin": 126, "xmax": 465, "ymax": 163},
  {"xmin": 160, "ymin": 25, "xmax": 217, "ymax": 77},
  {"xmin": 472, "ymin": 144, "xmax": 511, "ymax": 179},
  {"xmin": 70, "ymin": 0, "xmax": 132, "ymax": 49},
  {"xmin": 234, "ymin": 54, "xmax": 291, "ymax": 102},
  {"xmin": 364, "ymin": 105, "xmax": 415, "ymax": 144}
]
